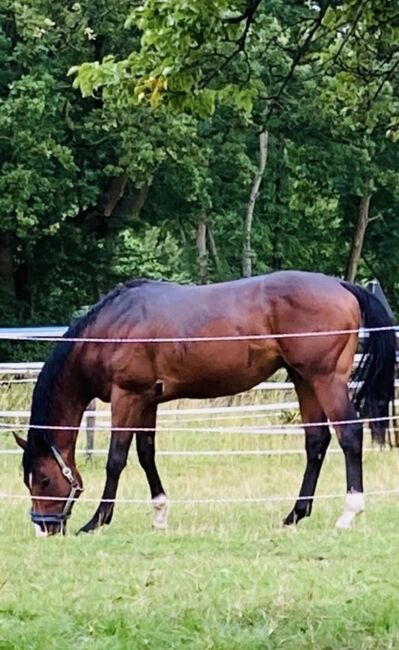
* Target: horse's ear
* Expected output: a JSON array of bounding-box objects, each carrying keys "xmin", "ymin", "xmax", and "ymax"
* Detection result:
[{"xmin": 13, "ymin": 433, "xmax": 27, "ymax": 449}]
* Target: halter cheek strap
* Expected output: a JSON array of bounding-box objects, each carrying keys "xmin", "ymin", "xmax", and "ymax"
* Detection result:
[{"xmin": 30, "ymin": 445, "xmax": 83, "ymax": 528}]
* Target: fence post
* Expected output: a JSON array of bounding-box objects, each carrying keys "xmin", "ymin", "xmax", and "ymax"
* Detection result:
[{"xmin": 85, "ymin": 399, "xmax": 96, "ymax": 460}]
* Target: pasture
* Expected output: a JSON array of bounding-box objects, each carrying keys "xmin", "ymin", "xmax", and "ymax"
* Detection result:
[{"xmin": 1, "ymin": 382, "xmax": 399, "ymax": 649}]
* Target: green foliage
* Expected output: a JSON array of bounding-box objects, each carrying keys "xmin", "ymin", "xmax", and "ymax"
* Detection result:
[
  {"xmin": 71, "ymin": 0, "xmax": 263, "ymax": 116},
  {"xmin": 1, "ymin": 0, "xmax": 399, "ymax": 362},
  {"xmin": 0, "ymin": 73, "xmax": 79, "ymax": 239},
  {"xmin": 112, "ymin": 226, "xmax": 191, "ymax": 284}
]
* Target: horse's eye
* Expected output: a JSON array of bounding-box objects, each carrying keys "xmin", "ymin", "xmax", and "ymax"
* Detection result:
[{"xmin": 40, "ymin": 477, "xmax": 50, "ymax": 488}]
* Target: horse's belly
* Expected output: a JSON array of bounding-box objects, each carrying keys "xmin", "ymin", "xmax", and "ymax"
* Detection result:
[
  {"xmin": 161, "ymin": 347, "xmax": 282, "ymax": 399},
  {"xmin": 170, "ymin": 377, "xmax": 266, "ymax": 399}
]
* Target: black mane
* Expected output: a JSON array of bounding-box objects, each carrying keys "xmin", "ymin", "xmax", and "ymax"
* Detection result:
[{"xmin": 23, "ymin": 279, "xmax": 151, "ymax": 467}]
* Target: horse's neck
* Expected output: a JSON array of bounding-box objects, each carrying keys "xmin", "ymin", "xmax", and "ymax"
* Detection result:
[
  {"xmin": 48, "ymin": 401, "xmax": 87, "ymax": 463},
  {"xmin": 48, "ymin": 371, "xmax": 91, "ymax": 457}
]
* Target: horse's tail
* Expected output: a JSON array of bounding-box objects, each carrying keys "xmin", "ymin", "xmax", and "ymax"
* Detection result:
[{"xmin": 341, "ymin": 281, "xmax": 397, "ymax": 445}]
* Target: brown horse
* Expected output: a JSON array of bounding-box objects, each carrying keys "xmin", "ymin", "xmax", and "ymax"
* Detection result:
[{"xmin": 15, "ymin": 271, "xmax": 396, "ymax": 536}]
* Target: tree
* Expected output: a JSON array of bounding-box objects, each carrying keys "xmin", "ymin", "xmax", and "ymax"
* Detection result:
[{"xmin": 1, "ymin": 0, "xmax": 399, "ymax": 363}]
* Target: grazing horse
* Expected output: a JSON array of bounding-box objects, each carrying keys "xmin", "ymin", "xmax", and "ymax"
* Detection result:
[{"xmin": 15, "ymin": 271, "xmax": 396, "ymax": 536}]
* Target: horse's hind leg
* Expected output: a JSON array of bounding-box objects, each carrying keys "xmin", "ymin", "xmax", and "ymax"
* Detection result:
[
  {"xmin": 136, "ymin": 427, "xmax": 168, "ymax": 529},
  {"xmin": 312, "ymin": 375, "xmax": 364, "ymax": 529},
  {"xmin": 283, "ymin": 373, "xmax": 331, "ymax": 526}
]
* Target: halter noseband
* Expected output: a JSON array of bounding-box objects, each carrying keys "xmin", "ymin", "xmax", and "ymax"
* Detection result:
[{"xmin": 30, "ymin": 445, "xmax": 83, "ymax": 530}]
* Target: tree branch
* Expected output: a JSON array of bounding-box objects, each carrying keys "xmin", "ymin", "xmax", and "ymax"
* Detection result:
[
  {"xmin": 223, "ymin": 0, "xmax": 263, "ymax": 25},
  {"xmin": 262, "ymin": 2, "xmax": 332, "ymax": 126},
  {"xmin": 199, "ymin": 0, "xmax": 261, "ymax": 88},
  {"xmin": 368, "ymin": 55, "xmax": 399, "ymax": 107}
]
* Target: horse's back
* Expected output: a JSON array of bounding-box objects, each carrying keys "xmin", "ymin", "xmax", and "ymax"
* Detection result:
[
  {"xmin": 90, "ymin": 271, "xmax": 356, "ymax": 322},
  {"xmin": 74, "ymin": 271, "xmax": 361, "ymax": 399}
]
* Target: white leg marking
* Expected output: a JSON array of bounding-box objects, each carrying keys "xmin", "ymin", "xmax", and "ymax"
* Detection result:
[
  {"xmin": 152, "ymin": 494, "xmax": 169, "ymax": 529},
  {"xmin": 34, "ymin": 524, "xmax": 48, "ymax": 538},
  {"xmin": 335, "ymin": 492, "xmax": 365, "ymax": 529}
]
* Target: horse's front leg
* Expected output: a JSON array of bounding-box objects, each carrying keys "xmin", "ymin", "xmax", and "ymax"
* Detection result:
[
  {"xmin": 79, "ymin": 390, "xmax": 147, "ymax": 534},
  {"xmin": 78, "ymin": 429, "xmax": 133, "ymax": 533}
]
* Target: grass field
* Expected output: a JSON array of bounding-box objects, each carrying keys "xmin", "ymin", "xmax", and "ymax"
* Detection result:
[{"xmin": 1, "ymin": 384, "xmax": 399, "ymax": 649}]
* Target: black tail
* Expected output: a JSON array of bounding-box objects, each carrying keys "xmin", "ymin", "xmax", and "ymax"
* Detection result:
[{"xmin": 341, "ymin": 281, "xmax": 397, "ymax": 445}]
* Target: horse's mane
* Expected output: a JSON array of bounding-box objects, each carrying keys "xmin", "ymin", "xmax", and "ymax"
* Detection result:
[{"xmin": 24, "ymin": 279, "xmax": 150, "ymax": 466}]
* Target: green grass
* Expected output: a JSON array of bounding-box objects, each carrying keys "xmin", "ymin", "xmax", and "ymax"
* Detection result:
[{"xmin": 1, "ymin": 385, "xmax": 399, "ymax": 648}]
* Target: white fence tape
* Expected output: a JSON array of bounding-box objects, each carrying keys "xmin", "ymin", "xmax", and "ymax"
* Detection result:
[
  {"xmin": 0, "ymin": 447, "xmax": 387, "ymax": 457},
  {"xmin": 0, "ymin": 324, "xmax": 397, "ymax": 343},
  {"xmin": 1, "ymin": 488, "xmax": 399, "ymax": 506}
]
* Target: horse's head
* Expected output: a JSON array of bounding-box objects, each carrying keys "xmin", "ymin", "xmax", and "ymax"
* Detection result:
[{"xmin": 15, "ymin": 433, "xmax": 83, "ymax": 536}]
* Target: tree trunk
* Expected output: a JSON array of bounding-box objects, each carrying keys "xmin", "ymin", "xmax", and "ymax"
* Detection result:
[
  {"xmin": 118, "ymin": 184, "xmax": 150, "ymax": 223},
  {"xmin": 75, "ymin": 176, "xmax": 150, "ymax": 236},
  {"xmin": 99, "ymin": 173, "xmax": 128, "ymax": 217},
  {"xmin": 14, "ymin": 259, "xmax": 31, "ymax": 319},
  {"xmin": 0, "ymin": 233, "xmax": 15, "ymax": 297},
  {"xmin": 196, "ymin": 220, "xmax": 208, "ymax": 284},
  {"xmin": 271, "ymin": 135, "xmax": 285, "ymax": 271},
  {"xmin": 207, "ymin": 225, "xmax": 222, "ymax": 274},
  {"xmin": 242, "ymin": 130, "xmax": 269, "ymax": 277},
  {"xmin": 345, "ymin": 195, "xmax": 371, "ymax": 283}
]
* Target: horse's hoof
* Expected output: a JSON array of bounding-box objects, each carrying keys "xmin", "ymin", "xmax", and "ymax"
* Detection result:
[
  {"xmin": 335, "ymin": 493, "xmax": 364, "ymax": 529},
  {"xmin": 152, "ymin": 494, "xmax": 169, "ymax": 529},
  {"xmin": 76, "ymin": 521, "xmax": 99, "ymax": 535},
  {"xmin": 335, "ymin": 515, "xmax": 353, "ymax": 530},
  {"xmin": 282, "ymin": 511, "xmax": 297, "ymax": 527}
]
